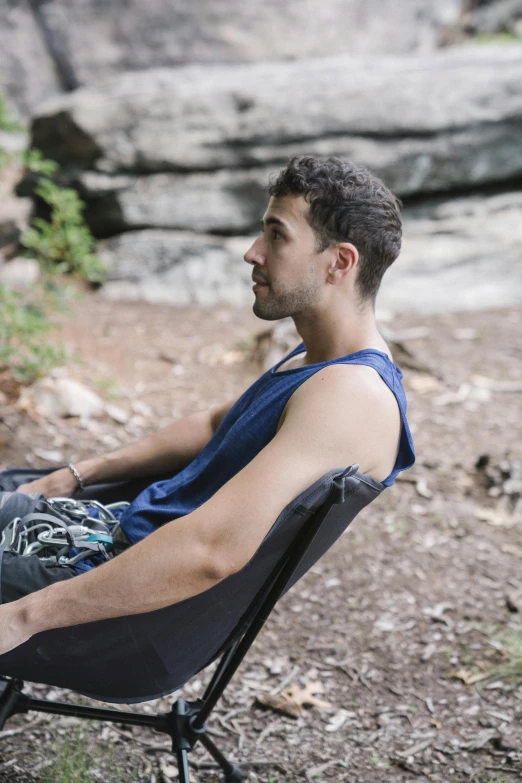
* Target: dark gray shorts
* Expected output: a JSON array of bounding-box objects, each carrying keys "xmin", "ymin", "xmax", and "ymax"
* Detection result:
[{"xmin": 0, "ymin": 491, "xmax": 120, "ymax": 604}]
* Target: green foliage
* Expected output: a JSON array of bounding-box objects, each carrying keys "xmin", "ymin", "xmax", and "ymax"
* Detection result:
[
  {"xmin": 0, "ymin": 98, "xmax": 105, "ymax": 384},
  {"xmin": 22, "ymin": 150, "xmax": 105, "ymax": 283},
  {"xmin": 0, "ymin": 285, "xmax": 68, "ymax": 382},
  {"xmin": 474, "ymin": 32, "xmax": 522, "ymax": 44},
  {"xmin": 0, "ymin": 93, "xmax": 23, "ymax": 133},
  {"xmin": 41, "ymin": 724, "xmax": 95, "ymax": 783}
]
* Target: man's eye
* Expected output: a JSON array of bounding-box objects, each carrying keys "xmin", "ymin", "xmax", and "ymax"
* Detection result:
[{"xmin": 272, "ymin": 230, "xmax": 282, "ymax": 240}]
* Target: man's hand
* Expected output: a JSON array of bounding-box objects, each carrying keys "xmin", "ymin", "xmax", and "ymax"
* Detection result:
[
  {"xmin": 16, "ymin": 467, "xmax": 78, "ymax": 498},
  {"xmin": 0, "ymin": 603, "xmax": 33, "ymax": 655}
]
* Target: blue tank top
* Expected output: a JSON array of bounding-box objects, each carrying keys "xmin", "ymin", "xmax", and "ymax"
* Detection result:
[
  {"xmin": 75, "ymin": 344, "xmax": 415, "ymax": 572},
  {"xmin": 122, "ymin": 343, "xmax": 414, "ymax": 539}
]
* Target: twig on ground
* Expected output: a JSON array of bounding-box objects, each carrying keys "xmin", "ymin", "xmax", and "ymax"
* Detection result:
[
  {"xmin": 304, "ymin": 759, "xmax": 348, "ymax": 780},
  {"xmin": 270, "ymin": 664, "xmax": 300, "ymax": 694},
  {"xmin": 484, "ymin": 766, "xmax": 522, "ymax": 775},
  {"xmin": 256, "ymin": 719, "xmax": 284, "ymax": 746},
  {"xmin": 0, "ymin": 718, "xmax": 46, "ymax": 739}
]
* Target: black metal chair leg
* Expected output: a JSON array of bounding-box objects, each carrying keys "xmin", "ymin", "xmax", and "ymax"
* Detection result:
[
  {"xmin": 199, "ymin": 732, "xmax": 244, "ymax": 782},
  {"xmin": 177, "ymin": 748, "xmax": 191, "ymax": 783}
]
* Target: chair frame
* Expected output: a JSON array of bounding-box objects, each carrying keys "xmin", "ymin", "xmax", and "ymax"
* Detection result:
[{"xmin": 0, "ymin": 469, "xmax": 357, "ymax": 782}]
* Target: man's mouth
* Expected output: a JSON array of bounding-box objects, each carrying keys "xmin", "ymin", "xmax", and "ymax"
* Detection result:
[{"xmin": 252, "ymin": 274, "xmax": 270, "ymax": 291}]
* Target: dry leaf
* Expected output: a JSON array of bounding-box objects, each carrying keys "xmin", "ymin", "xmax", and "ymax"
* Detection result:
[
  {"xmin": 450, "ymin": 669, "xmax": 489, "ymax": 685},
  {"xmin": 283, "ymin": 680, "xmax": 334, "ymax": 712},
  {"xmin": 254, "ymin": 692, "xmax": 301, "ymax": 719}
]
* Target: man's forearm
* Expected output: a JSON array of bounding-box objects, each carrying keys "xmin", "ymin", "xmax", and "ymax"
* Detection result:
[
  {"xmin": 76, "ymin": 410, "xmax": 214, "ymax": 486},
  {"xmin": 15, "ymin": 509, "xmax": 227, "ymax": 638}
]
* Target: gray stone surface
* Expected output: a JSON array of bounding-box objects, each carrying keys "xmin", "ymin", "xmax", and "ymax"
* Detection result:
[
  {"xmin": 1, "ymin": 0, "xmax": 463, "ymax": 113},
  {"xmin": 0, "ymin": 1, "xmax": 62, "ymax": 116},
  {"xmin": 80, "ymin": 169, "xmax": 270, "ymax": 235},
  {"xmin": 32, "ymin": 44, "xmax": 522, "ymax": 204},
  {"xmin": 0, "ymin": 161, "xmax": 32, "ymax": 250},
  {"xmin": 378, "ymin": 191, "xmax": 522, "ymax": 315},
  {"xmin": 98, "ymin": 191, "xmax": 522, "ymax": 314},
  {"xmin": 99, "ymin": 230, "xmax": 253, "ymax": 306}
]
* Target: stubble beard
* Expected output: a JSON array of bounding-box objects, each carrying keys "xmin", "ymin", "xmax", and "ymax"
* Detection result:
[{"xmin": 253, "ymin": 279, "xmax": 321, "ymax": 321}]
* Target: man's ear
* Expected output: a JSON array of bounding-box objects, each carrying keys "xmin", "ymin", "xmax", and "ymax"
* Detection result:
[{"xmin": 326, "ymin": 242, "xmax": 359, "ymax": 284}]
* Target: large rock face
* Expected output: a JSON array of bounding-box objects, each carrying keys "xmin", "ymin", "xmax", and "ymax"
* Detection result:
[
  {"xmin": 33, "ymin": 44, "xmax": 522, "ymax": 208},
  {"xmin": 378, "ymin": 191, "xmax": 522, "ymax": 315},
  {"xmin": 98, "ymin": 191, "xmax": 522, "ymax": 314},
  {"xmin": 2, "ymin": 0, "xmax": 463, "ymax": 115},
  {"xmin": 0, "ymin": 1, "xmax": 62, "ymax": 116},
  {"xmin": 26, "ymin": 42, "xmax": 522, "ymax": 314}
]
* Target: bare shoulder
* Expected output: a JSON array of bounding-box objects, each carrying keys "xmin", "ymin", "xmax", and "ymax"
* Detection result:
[{"xmin": 280, "ymin": 363, "xmax": 402, "ymax": 483}]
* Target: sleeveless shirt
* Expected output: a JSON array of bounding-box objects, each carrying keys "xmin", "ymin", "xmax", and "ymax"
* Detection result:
[{"xmin": 75, "ymin": 344, "xmax": 415, "ymax": 572}]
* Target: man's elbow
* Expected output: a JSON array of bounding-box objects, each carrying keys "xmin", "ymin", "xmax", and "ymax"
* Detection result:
[{"xmin": 199, "ymin": 541, "xmax": 250, "ymax": 583}]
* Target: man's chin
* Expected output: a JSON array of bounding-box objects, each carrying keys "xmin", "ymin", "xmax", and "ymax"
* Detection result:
[{"xmin": 252, "ymin": 297, "xmax": 284, "ymax": 321}]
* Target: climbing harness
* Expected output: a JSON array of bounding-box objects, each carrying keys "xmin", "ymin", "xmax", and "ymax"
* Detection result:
[{"xmin": 0, "ymin": 497, "xmax": 130, "ymax": 567}]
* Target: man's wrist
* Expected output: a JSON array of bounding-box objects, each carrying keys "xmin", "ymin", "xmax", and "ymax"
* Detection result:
[
  {"xmin": 15, "ymin": 592, "xmax": 47, "ymax": 637},
  {"xmin": 16, "ymin": 581, "xmax": 71, "ymax": 637},
  {"xmin": 74, "ymin": 455, "xmax": 110, "ymax": 487}
]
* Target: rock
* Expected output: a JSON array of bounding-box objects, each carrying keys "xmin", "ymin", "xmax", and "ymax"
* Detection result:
[
  {"xmin": 78, "ymin": 168, "xmax": 270, "ymax": 236},
  {"xmin": 0, "ymin": 1, "xmax": 62, "ymax": 116},
  {"xmin": 104, "ymin": 402, "xmax": 129, "ymax": 424},
  {"xmin": 96, "ymin": 189, "xmax": 522, "ymax": 314},
  {"xmin": 31, "ymin": 44, "xmax": 522, "ymax": 200},
  {"xmin": 0, "ymin": 257, "xmax": 40, "ymax": 289},
  {"xmin": 33, "ymin": 447, "xmax": 64, "ymax": 463},
  {"xmin": 0, "ymin": 160, "xmax": 33, "ymax": 249},
  {"xmin": 1, "ymin": 0, "xmax": 463, "ymax": 114},
  {"xmin": 378, "ymin": 190, "xmax": 522, "ymax": 315},
  {"xmin": 466, "ymin": 0, "xmax": 522, "ymax": 36},
  {"xmin": 20, "ymin": 377, "xmax": 105, "ymax": 419},
  {"xmin": 99, "ymin": 230, "xmax": 253, "ymax": 306}
]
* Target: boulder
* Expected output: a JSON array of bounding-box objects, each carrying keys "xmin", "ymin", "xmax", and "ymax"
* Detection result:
[
  {"xmin": 0, "ymin": 1, "xmax": 62, "ymax": 116},
  {"xmin": 77, "ymin": 169, "xmax": 270, "ymax": 236},
  {"xmin": 98, "ymin": 190, "xmax": 522, "ymax": 314},
  {"xmin": 0, "ymin": 257, "xmax": 40, "ymax": 289},
  {"xmin": 0, "ymin": 160, "xmax": 33, "ymax": 249},
  {"xmin": 378, "ymin": 190, "xmax": 522, "ymax": 315},
  {"xmin": 20, "ymin": 376, "xmax": 105, "ymax": 419},
  {"xmin": 31, "ymin": 44, "xmax": 522, "ymax": 212},
  {"xmin": 1, "ymin": 0, "xmax": 464, "ymax": 115},
  {"xmin": 99, "ymin": 230, "xmax": 253, "ymax": 306}
]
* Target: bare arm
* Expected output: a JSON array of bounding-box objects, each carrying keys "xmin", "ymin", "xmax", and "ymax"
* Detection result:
[
  {"xmin": 2, "ymin": 364, "xmax": 400, "ymax": 652},
  {"xmin": 17, "ymin": 397, "xmax": 238, "ymax": 497}
]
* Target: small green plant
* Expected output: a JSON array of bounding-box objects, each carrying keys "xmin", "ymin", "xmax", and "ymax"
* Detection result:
[
  {"xmin": 0, "ymin": 97, "xmax": 105, "ymax": 384},
  {"xmin": 457, "ymin": 629, "xmax": 522, "ymax": 687},
  {"xmin": 41, "ymin": 723, "xmax": 95, "ymax": 783},
  {"xmin": 22, "ymin": 150, "xmax": 105, "ymax": 283},
  {"xmin": 0, "ymin": 285, "xmax": 69, "ymax": 382},
  {"xmin": 0, "ymin": 93, "xmax": 23, "ymax": 133},
  {"xmin": 474, "ymin": 31, "xmax": 522, "ymax": 44},
  {"xmin": 96, "ymin": 377, "xmax": 121, "ymax": 400}
]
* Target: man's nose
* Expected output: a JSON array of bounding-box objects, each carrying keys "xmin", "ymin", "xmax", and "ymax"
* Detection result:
[{"xmin": 243, "ymin": 236, "xmax": 265, "ymax": 266}]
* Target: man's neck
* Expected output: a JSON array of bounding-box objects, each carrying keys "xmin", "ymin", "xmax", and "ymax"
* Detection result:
[{"xmin": 292, "ymin": 303, "xmax": 386, "ymax": 365}]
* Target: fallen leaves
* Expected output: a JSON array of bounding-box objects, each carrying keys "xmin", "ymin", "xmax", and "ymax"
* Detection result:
[{"xmin": 255, "ymin": 680, "xmax": 334, "ymax": 718}]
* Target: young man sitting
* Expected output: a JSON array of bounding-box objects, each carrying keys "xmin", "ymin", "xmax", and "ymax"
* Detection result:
[{"xmin": 0, "ymin": 155, "xmax": 415, "ymax": 655}]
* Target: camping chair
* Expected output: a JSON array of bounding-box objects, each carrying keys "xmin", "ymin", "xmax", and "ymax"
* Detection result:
[{"xmin": 0, "ymin": 464, "xmax": 384, "ymax": 782}]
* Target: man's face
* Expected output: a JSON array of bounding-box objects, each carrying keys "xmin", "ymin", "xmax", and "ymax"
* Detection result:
[{"xmin": 243, "ymin": 195, "xmax": 328, "ymax": 321}]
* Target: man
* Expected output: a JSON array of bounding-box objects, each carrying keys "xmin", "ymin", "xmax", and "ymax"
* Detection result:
[{"xmin": 0, "ymin": 155, "xmax": 415, "ymax": 655}]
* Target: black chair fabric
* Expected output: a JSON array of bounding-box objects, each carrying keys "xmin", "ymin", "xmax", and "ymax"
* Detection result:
[{"xmin": 0, "ymin": 467, "xmax": 384, "ymax": 703}]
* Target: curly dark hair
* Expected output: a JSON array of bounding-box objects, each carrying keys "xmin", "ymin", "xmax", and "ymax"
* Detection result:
[{"xmin": 268, "ymin": 156, "xmax": 402, "ymax": 304}]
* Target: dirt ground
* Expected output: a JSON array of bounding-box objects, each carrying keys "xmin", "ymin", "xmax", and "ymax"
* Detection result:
[{"xmin": 0, "ymin": 294, "xmax": 521, "ymax": 783}]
